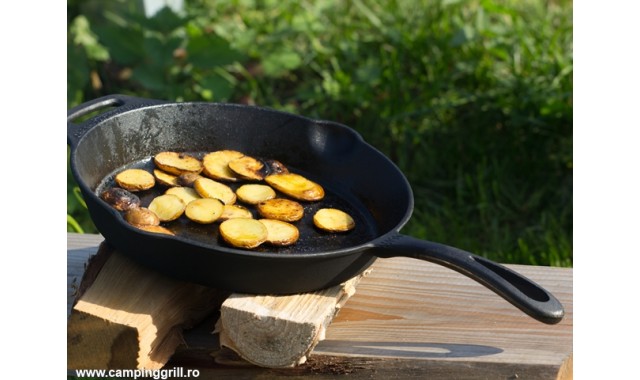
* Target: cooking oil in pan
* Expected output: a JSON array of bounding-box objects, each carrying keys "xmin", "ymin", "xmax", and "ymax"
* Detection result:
[{"xmin": 95, "ymin": 153, "xmax": 378, "ymax": 254}]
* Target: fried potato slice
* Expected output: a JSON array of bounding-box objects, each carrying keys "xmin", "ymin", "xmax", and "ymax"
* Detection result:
[
  {"xmin": 219, "ymin": 218, "xmax": 268, "ymax": 249},
  {"xmin": 165, "ymin": 186, "xmax": 201, "ymax": 205},
  {"xmin": 185, "ymin": 198, "xmax": 224, "ymax": 224},
  {"xmin": 148, "ymin": 194, "xmax": 186, "ymax": 222},
  {"xmin": 133, "ymin": 224, "xmax": 175, "ymax": 236},
  {"xmin": 236, "ymin": 184, "xmax": 276, "ymax": 205},
  {"xmin": 228, "ymin": 155, "xmax": 266, "ymax": 180},
  {"xmin": 153, "ymin": 169, "xmax": 179, "ymax": 187},
  {"xmin": 257, "ymin": 198, "xmax": 304, "ymax": 222},
  {"xmin": 115, "ymin": 169, "xmax": 155, "ymax": 192},
  {"xmin": 154, "ymin": 151, "xmax": 203, "ymax": 175},
  {"xmin": 194, "ymin": 177, "xmax": 237, "ymax": 205},
  {"xmin": 124, "ymin": 207, "xmax": 160, "ymax": 226},
  {"xmin": 259, "ymin": 219, "xmax": 300, "ymax": 246},
  {"xmin": 202, "ymin": 150, "xmax": 245, "ymax": 182},
  {"xmin": 265, "ymin": 173, "xmax": 325, "ymax": 201},
  {"xmin": 100, "ymin": 187, "xmax": 141, "ymax": 211},
  {"xmin": 313, "ymin": 208, "xmax": 355, "ymax": 232},
  {"xmin": 219, "ymin": 204, "xmax": 253, "ymax": 221}
]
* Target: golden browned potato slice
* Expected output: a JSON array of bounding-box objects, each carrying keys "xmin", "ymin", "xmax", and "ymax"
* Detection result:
[
  {"xmin": 100, "ymin": 187, "xmax": 141, "ymax": 211},
  {"xmin": 202, "ymin": 150, "xmax": 245, "ymax": 182},
  {"xmin": 257, "ymin": 198, "xmax": 304, "ymax": 222},
  {"xmin": 165, "ymin": 186, "xmax": 201, "ymax": 205},
  {"xmin": 153, "ymin": 169, "xmax": 179, "ymax": 187},
  {"xmin": 265, "ymin": 173, "xmax": 325, "ymax": 201},
  {"xmin": 194, "ymin": 177, "xmax": 237, "ymax": 205},
  {"xmin": 148, "ymin": 194, "xmax": 186, "ymax": 222},
  {"xmin": 219, "ymin": 218, "xmax": 268, "ymax": 249},
  {"xmin": 133, "ymin": 224, "xmax": 175, "ymax": 236},
  {"xmin": 124, "ymin": 207, "xmax": 160, "ymax": 226},
  {"xmin": 154, "ymin": 151, "xmax": 203, "ymax": 175},
  {"xmin": 115, "ymin": 169, "xmax": 155, "ymax": 192},
  {"xmin": 259, "ymin": 219, "xmax": 300, "ymax": 246},
  {"xmin": 177, "ymin": 172, "xmax": 202, "ymax": 187},
  {"xmin": 236, "ymin": 184, "xmax": 276, "ymax": 205},
  {"xmin": 228, "ymin": 155, "xmax": 266, "ymax": 180},
  {"xmin": 219, "ymin": 204, "xmax": 253, "ymax": 221},
  {"xmin": 185, "ymin": 198, "xmax": 224, "ymax": 224},
  {"xmin": 313, "ymin": 208, "xmax": 355, "ymax": 232}
]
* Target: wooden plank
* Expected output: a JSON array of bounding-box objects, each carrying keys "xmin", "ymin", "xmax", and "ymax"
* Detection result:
[
  {"xmin": 67, "ymin": 233, "xmax": 572, "ymax": 379},
  {"xmin": 319, "ymin": 258, "xmax": 572, "ymax": 370},
  {"xmin": 168, "ymin": 350, "xmax": 566, "ymax": 380}
]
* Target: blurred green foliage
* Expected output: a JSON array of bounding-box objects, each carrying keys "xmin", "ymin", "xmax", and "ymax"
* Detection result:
[{"xmin": 67, "ymin": 0, "xmax": 572, "ymax": 266}]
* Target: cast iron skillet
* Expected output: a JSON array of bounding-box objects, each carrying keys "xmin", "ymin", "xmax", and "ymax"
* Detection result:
[{"xmin": 67, "ymin": 94, "xmax": 564, "ymax": 325}]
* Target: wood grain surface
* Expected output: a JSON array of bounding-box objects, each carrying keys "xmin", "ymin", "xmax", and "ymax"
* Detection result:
[
  {"xmin": 219, "ymin": 270, "xmax": 367, "ymax": 368},
  {"xmin": 67, "ymin": 233, "xmax": 572, "ymax": 379},
  {"xmin": 68, "ymin": 243, "xmax": 226, "ymax": 370}
]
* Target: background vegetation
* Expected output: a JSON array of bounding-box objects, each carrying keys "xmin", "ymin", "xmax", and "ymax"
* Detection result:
[{"xmin": 67, "ymin": 0, "xmax": 572, "ymax": 267}]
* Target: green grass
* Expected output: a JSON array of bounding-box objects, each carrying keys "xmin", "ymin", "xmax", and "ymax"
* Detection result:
[{"xmin": 67, "ymin": 0, "xmax": 572, "ymax": 267}]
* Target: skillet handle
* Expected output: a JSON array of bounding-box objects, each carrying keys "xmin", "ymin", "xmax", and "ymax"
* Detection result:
[
  {"xmin": 370, "ymin": 234, "xmax": 565, "ymax": 325},
  {"xmin": 67, "ymin": 94, "xmax": 165, "ymax": 147}
]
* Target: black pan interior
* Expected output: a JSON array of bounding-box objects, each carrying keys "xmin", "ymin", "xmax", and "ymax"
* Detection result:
[
  {"xmin": 73, "ymin": 102, "xmax": 414, "ymax": 255},
  {"xmin": 95, "ymin": 154, "xmax": 379, "ymax": 254}
]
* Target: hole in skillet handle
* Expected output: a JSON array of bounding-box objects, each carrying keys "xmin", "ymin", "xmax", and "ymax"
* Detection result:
[
  {"xmin": 472, "ymin": 255, "xmax": 550, "ymax": 302},
  {"xmin": 371, "ymin": 233, "xmax": 565, "ymax": 325},
  {"xmin": 68, "ymin": 96, "xmax": 124, "ymax": 124}
]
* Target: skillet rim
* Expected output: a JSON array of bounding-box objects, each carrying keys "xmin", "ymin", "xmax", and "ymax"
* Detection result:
[{"xmin": 70, "ymin": 99, "xmax": 416, "ymax": 260}]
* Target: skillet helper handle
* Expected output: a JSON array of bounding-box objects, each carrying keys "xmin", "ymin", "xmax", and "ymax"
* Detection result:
[
  {"xmin": 67, "ymin": 94, "xmax": 163, "ymax": 147},
  {"xmin": 372, "ymin": 234, "xmax": 565, "ymax": 325}
]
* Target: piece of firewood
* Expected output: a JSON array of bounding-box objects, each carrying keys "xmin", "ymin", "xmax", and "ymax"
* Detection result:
[
  {"xmin": 215, "ymin": 269, "xmax": 370, "ymax": 368},
  {"xmin": 67, "ymin": 243, "xmax": 227, "ymax": 370}
]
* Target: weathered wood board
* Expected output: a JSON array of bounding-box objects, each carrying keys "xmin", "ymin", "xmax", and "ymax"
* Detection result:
[{"xmin": 68, "ymin": 233, "xmax": 572, "ymax": 379}]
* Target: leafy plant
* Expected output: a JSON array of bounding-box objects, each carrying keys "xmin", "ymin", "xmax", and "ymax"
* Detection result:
[
  {"xmin": 67, "ymin": 146, "xmax": 96, "ymax": 233},
  {"xmin": 67, "ymin": 0, "xmax": 572, "ymax": 267}
]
